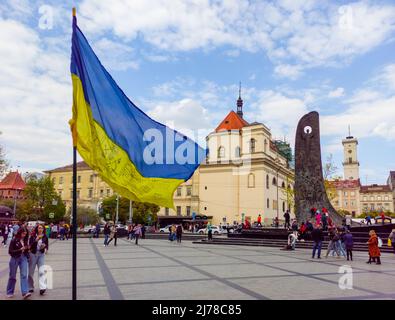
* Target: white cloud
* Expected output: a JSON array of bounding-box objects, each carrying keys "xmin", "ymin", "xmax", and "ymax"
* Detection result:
[
  {"xmin": 274, "ymin": 64, "xmax": 303, "ymax": 80},
  {"xmin": 328, "ymin": 87, "xmax": 345, "ymax": 98}
]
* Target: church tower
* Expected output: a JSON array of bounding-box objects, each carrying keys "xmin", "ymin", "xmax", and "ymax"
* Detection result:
[
  {"xmin": 342, "ymin": 127, "xmax": 359, "ymax": 180},
  {"xmin": 236, "ymin": 82, "xmax": 243, "ymax": 118}
]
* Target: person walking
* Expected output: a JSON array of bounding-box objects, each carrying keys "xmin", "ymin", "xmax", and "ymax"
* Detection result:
[
  {"xmin": 127, "ymin": 224, "xmax": 133, "ymax": 241},
  {"xmin": 343, "ymin": 230, "xmax": 353, "ymax": 261},
  {"xmin": 325, "ymin": 227, "xmax": 337, "ymax": 258},
  {"xmin": 6, "ymin": 228, "xmax": 31, "ymax": 299},
  {"xmin": 176, "ymin": 224, "xmax": 183, "ymax": 243},
  {"xmin": 311, "ymin": 225, "xmax": 324, "ymax": 259},
  {"xmin": 95, "ymin": 223, "xmax": 101, "ymax": 239},
  {"xmin": 207, "ymin": 223, "xmax": 213, "ymax": 241},
  {"xmin": 51, "ymin": 224, "xmax": 58, "ymax": 239},
  {"xmin": 257, "ymin": 214, "xmax": 262, "ymax": 227},
  {"xmin": 103, "ymin": 223, "xmax": 110, "ymax": 247},
  {"xmin": 315, "ymin": 210, "xmax": 322, "ymax": 226},
  {"xmin": 133, "ymin": 224, "xmax": 142, "ymax": 245},
  {"xmin": 59, "ymin": 224, "xmax": 65, "ymax": 241},
  {"xmin": 2, "ymin": 224, "xmax": 10, "ymax": 247},
  {"xmin": 28, "ymin": 224, "xmax": 48, "ymax": 295},
  {"xmin": 345, "ymin": 215, "xmax": 352, "ymax": 231},
  {"xmin": 107, "ymin": 224, "xmax": 117, "ymax": 246},
  {"xmin": 321, "ymin": 213, "xmax": 328, "ymax": 231},
  {"xmin": 366, "ymin": 230, "xmax": 381, "ymax": 264},
  {"xmin": 283, "ymin": 210, "xmax": 290, "ymax": 230},
  {"xmin": 365, "ymin": 215, "xmax": 372, "ymax": 225},
  {"xmin": 141, "ymin": 224, "xmax": 146, "ymax": 239},
  {"xmin": 388, "ymin": 229, "xmax": 395, "ymax": 254},
  {"xmin": 299, "ymin": 222, "xmax": 307, "ymax": 241}
]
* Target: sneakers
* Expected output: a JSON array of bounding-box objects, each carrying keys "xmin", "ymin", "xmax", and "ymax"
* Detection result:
[
  {"xmin": 6, "ymin": 294, "xmax": 14, "ymax": 298},
  {"xmin": 40, "ymin": 289, "xmax": 46, "ymax": 295},
  {"xmin": 22, "ymin": 292, "xmax": 31, "ymax": 299},
  {"xmin": 29, "ymin": 289, "xmax": 34, "ymax": 293}
]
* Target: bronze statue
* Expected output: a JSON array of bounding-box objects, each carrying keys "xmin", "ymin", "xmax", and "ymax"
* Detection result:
[{"xmin": 294, "ymin": 111, "xmax": 343, "ymax": 225}]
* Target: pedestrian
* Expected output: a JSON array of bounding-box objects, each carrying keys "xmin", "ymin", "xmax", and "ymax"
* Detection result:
[
  {"xmin": 207, "ymin": 223, "xmax": 213, "ymax": 241},
  {"xmin": 176, "ymin": 224, "xmax": 182, "ymax": 243},
  {"xmin": 283, "ymin": 210, "xmax": 290, "ymax": 229},
  {"xmin": 28, "ymin": 224, "xmax": 48, "ymax": 295},
  {"xmin": 103, "ymin": 223, "xmax": 110, "ymax": 247},
  {"xmin": 325, "ymin": 227, "xmax": 337, "ymax": 258},
  {"xmin": 336, "ymin": 228, "xmax": 347, "ymax": 258},
  {"xmin": 388, "ymin": 229, "xmax": 395, "ymax": 254},
  {"xmin": 95, "ymin": 222, "xmax": 101, "ymax": 238},
  {"xmin": 287, "ymin": 232, "xmax": 297, "ymax": 250},
  {"xmin": 134, "ymin": 224, "xmax": 142, "ymax": 245},
  {"xmin": 127, "ymin": 224, "xmax": 133, "ymax": 240},
  {"xmin": 345, "ymin": 215, "xmax": 352, "ymax": 231},
  {"xmin": 366, "ymin": 230, "xmax": 381, "ymax": 264},
  {"xmin": 380, "ymin": 212, "xmax": 385, "ymax": 225},
  {"xmin": 315, "ymin": 210, "xmax": 322, "ymax": 226},
  {"xmin": 311, "ymin": 224, "xmax": 323, "ymax": 259},
  {"xmin": 310, "ymin": 207, "xmax": 316, "ymax": 219},
  {"xmin": 257, "ymin": 214, "xmax": 262, "ymax": 227},
  {"xmin": 2, "ymin": 224, "xmax": 10, "ymax": 247},
  {"xmin": 51, "ymin": 224, "xmax": 58, "ymax": 239},
  {"xmin": 343, "ymin": 230, "xmax": 353, "ymax": 261},
  {"xmin": 365, "ymin": 215, "xmax": 372, "ymax": 225},
  {"xmin": 141, "ymin": 224, "xmax": 146, "ymax": 239},
  {"xmin": 171, "ymin": 224, "xmax": 177, "ymax": 241},
  {"xmin": 59, "ymin": 224, "xmax": 65, "ymax": 241},
  {"xmin": 107, "ymin": 224, "xmax": 117, "ymax": 246},
  {"xmin": 6, "ymin": 224, "xmax": 13, "ymax": 247},
  {"xmin": 299, "ymin": 222, "xmax": 306, "ymax": 241},
  {"xmin": 6, "ymin": 227, "xmax": 31, "ymax": 299},
  {"xmin": 321, "ymin": 212, "xmax": 328, "ymax": 231}
]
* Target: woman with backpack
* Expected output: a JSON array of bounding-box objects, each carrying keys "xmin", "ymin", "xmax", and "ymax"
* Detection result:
[{"xmin": 367, "ymin": 230, "xmax": 381, "ymax": 264}]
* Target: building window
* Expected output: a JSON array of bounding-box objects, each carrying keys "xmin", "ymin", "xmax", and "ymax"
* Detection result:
[
  {"xmin": 370, "ymin": 204, "xmax": 375, "ymax": 211},
  {"xmin": 350, "ymin": 191, "xmax": 355, "ymax": 196},
  {"xmin": 107, "ymin": 189, "xmax": 111, "ymax": 196},
  {"xmin": 77, "ymin": 176, "xmax": 81, "ymax": 183},
  {"xmin": 344, "ymin": 191, "xmax": 347, "ymax": 196},
  {"xmin": 250, "ymin": 138, "xmax": 256, "ymax": 153},
  {"xmin": 77, "ymin": 190, "xmax": 80, "ymax": 199},
  {"xmin": 204, "ymin": 207, "xmax": 207, "ymax": 211},
  {"xmin": 385, "ymin": 196, "xmax": 389, "ymax": 201},
  {"xmin": 344, "ymin": 201, "xmax": 348, "ymax": 206},
  {"xmin": 282, "ymin": 202, "xmax": 285, "ymax": 212},
  {"xmin": 186, "ymin": 206, "xmax": 191, "ymax": 216},
  {"xmin": 351, "ymin": 201, "xmax": 354, "ymax": 206},
  {"xmin": 235, "ymin": 146, "xmax": 241, "ymax": 158},
  {"xmin": 88, "ymin": 188, "xmax": 93, "ymax": 198},
  {"xmin": 218, "ymin": 146, "xmax": 225, "ymax": 158},
  {"xmin": 264, "ymin": 139, "xmax": 268, "ymax": 153},
  {"xmin": 176, "ymin": 187, "xmax": 182, "ymax": 197},
  {"xmin": 272, "ymin": 177, "xmax": 277, "ymax": 186},
  {"xmin": 281, "ymin": 181, "xmax": 285, "ymax": 188},
  {"xmin": 273, "ymin": 200, "xmax": 278, "ymax": 210},
  {"xmin": 248, "ymin": 173, "xmax": 255, "ymax": 188},
  {"xmin": 266, "ymin": 175, "xmax": 269, "ymax": 189},
  {"xmin": 176, "ymin": 206, "xmax": 181, "ymax": 215},
  {"xmin": 59, "ymin": 176, "xmax": 64, "ymax": 184},
  {"xmin": 100, "ymin": 189, "xmax": 104, "ymax": 197},
  {"xmin": 205, "ymin": 186, "xmax": 207, "ymax": 190},
  {"xmin": 89, "ymin": 175, "xmax": 94, "ymax": 183},
  {"xmin": 349, "ymin": 157, "xmax": 352, "ymax": 163},
  {"xmin": 52, "ymin": 177, "xmax": 56, "ymax": 184},
  {"xmin": 377, "ymin": 196, "xmax": 381, "ymax": 201},
  {"xmin": 363, "ymin": 196, "xmax": 367, "ymax": 201},
  {"xmin": 186, "ymin": 186, "xmax": 192, "ymax": 196},
  {"xmin": 370, "ymin": 196, "xmax": 374, "ymax": 201},
  {"xmin": 267, "ymin": 198, "xmax": 270, "ymax": 209},
  {"xmin": 165, "ymin": 208, "xmax": 169, "ymax": 216}
]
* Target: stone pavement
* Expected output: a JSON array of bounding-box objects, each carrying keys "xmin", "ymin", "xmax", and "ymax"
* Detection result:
[{"xmin": 0, "ymin": 237, "xmax": 394, "ymax": 300}]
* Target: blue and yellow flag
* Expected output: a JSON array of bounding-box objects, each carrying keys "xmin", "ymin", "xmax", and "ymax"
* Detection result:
[{"xmin": 69, "ymin": 13, "xmax": 205, "ymax": 208}]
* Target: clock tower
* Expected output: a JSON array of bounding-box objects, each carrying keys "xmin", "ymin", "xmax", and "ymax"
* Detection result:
[{"xmin": 342, "ymin": 130, "xmax": 359, "ymax": 180}]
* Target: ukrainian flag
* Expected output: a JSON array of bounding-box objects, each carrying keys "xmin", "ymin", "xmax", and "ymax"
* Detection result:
[{"xmin": 69, "ymin": 13, "xmax": 205, "ymax": 208}]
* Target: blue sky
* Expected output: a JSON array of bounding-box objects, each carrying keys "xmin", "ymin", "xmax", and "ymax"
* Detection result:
[{"xmin": 0, "ymin": 0, "xmax": 394, "ymax": 184}]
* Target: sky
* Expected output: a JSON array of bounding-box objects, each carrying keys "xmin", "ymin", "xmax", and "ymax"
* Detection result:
[{"xmin": 0, "ymin": 0, "xmax": 394, "ymax": 185}]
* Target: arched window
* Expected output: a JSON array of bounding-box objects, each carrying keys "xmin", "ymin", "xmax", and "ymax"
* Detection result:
[
  {"xmin": 281, "ymin": 181, "xmax": 285, "ymax": 188},
  {"xmin": 272, "ymin": 177, "xmax": 277, "ymax": 186},
  {"xmin": 235, "ymin": 146, "xmax": 241, "ymax": 158},
  {"xmin": 250, "ymin": 138, "xmax": 256, "ymax": 153},
  {"xmin": 266, "ymin": 175, "xmax": 269, "ymax": 189},
  {"xmin": 248, "ymin": 173, "xmax": 255, "ymax": 188},
  {"xmin": 282, "ymin": 202, "xmax": 285, "ymax": 212},
  {"xmin": 218, "ymin": 146, "xmax": 225, "ymax": 158}
]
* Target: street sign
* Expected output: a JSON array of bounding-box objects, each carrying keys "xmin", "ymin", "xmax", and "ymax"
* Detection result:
[{"xmin": 49, "ymin": 212, "xmax": 54, "ymax": 219}]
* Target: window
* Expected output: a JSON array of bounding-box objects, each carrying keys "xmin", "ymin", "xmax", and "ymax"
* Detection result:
[
  {"xmin": 52, "ymin": 177, "xmax": 56, "ymax": 184},
  {"xmin": 235, "ymin": 146, "xmax": 241, "ymax": 158},
  {"xmin": 385, "ymin": 196, "xmax": 389, "ymax": 201},
  {"xmin": 282, "ymin": 202, "xmax": 285, "ymax": 212},
  {"xmin": 250, "ymin": 138, "xmax": 256, "ymax": 153},
  {"xmin": 344, "ymin": 191, "xmax": 347, "ymax": 196},
  {"xmin": 205, "ymin": 186, "xmax": 207, "ymax": 190},
  {"xmin": 77, "ymin": 190, "xmax": 80, "ymax": 199},
  {"xmin": 281, "ymin": 181, "xmax": 285, "ymax": 188},
  {"xmin": 186, "ymin": 206, "xmax": 191, "ymax": 216},
  {"xmin": 218, "ymin": 146, "xmax": 225, "ymax": 158},
  {"xmin": 165, "ymin": 208, "xmax": 169, "ymax": 216},
  {"xmin": 186, "ymin": 186, "xmax": 192, "ymax": 196},
  {"xmin": 176, "ymin": 187, "xmax": 182, "ymax": 196},
  {"xmin": 89, "ymin": 175, "xmax": 94, "ymax": 183},
  {"xmin": 88, "ymin": 188, "xmax": 93, "ymax": 198},
  {"xmin": 59, "ymin": 176, "xmax": 64, "ymax": 184},
  {"xmin": 344, "ymin": 201, "xmax": 348, "ymax": 206},
  {"xmin": 267, "ymin": 198, "xmax": 270, "ymax": 209},
  {"xmin": 363, "ymin": 196, "xmax": 367, "ymax": 201},
  {"xmin": 176, "ymin": 206, "xmax": 181, "ymax": 215},
  {"xmin": 370, "ymin": 204, "xmax": 375, "ymax": 211},
  {"xmin": 266, "ymin": 175, "xmax": 269, "ymax": 189},
  {"xmin": 107, "ymin": 189, "xmax": 111, "ymax": 196},
  {"xmin": 77, "ymin": 176, "xmax": 81, "ymax": 183},
  {"xmin": 273, "ymin": 200, "xmax": 278, "ymax": 210},
  {"xmin": 100, "ymin": 189, "xmax": 104, "ymax": 197},
  {"xmin": 377, "ymin": 196, "xmax": 381, "ymax": 201},
  {"xmin": 349, "ymin": 157, "xmax": 352, "ymax": 163},
  {"xmin": 264, "ymin": 139, "xmax": 268, "ymax": 153},
  {"xmin": 370, "ymin": 196, "xmax": 374, "ymax": 201},
  {"xmin": 248, "ymin": 173, "xmax": 255, "ymax": 188},
  {"xmin": 272, "ymin": 177, "xmax": 277, "ymax": 186},
  {"xmin": 350, "ymin": 191, "xmax": 355, "ymax": 196},
  {"xmin": 351, "ymin": 201, "xmax": 354, "ymax": 206}
]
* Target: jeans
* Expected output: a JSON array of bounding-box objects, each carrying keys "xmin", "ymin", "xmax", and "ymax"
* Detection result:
[
  {"xmin": 104, "ymin": 234, "xmax": 109, "ymax": 245},
  {"xmin": 312, "ymin": 241, "xmax": 322, "ymax": 258},
  {"xmin": 28, "ymin": 253, "xmax": 46, "ymax": 290},
  {"xmin": 7, "ymin": 255, "xmax": 29, "ymax": 295},
  {"xmin": 135, "ymin": 234, "xmax": 140, "ymax": 245},
  {"xmin": 336, "ymin": 240, "xmax": 347, "ymax": 257}
]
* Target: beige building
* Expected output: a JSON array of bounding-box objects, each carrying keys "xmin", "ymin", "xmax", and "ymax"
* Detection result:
[
  {"xmin": 360, "ymin": 184, "xmax": 394, "ymax": 214},
  {"xmin": 331, "ymin": 179, "xmax": 361, "ymax": 216},
  {"xmin": 44, "ymin": 162, "xmax": 115, "ymax": 211}
]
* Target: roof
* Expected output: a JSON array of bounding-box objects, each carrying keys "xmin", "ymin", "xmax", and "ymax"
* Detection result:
[
  {"xmin": 0, "ymin": 172, "xmax": 26, "ymax": 190},
  {"xmin": 331, "ymin": 179, "xmax": 361, "ymax": 189},
  {"xmin": 44, "ymin": 161, "xmax": 91, "ymax": 173},
  {"xmin": 215, "ymin": 111, "xmax": 249, "ymax": 132},
  {"xmin": 360, "ymin": 184, "xmax": 392, "ymax": 193}
]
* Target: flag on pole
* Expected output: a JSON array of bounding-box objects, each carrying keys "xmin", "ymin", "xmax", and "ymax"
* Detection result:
[{"xmin": 69, "ymin": 14, "xmax": 205, "ymax": 208}]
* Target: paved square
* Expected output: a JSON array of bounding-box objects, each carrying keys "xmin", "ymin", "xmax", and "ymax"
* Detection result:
[{"xmin": 0, "ymin": 238, "xmax": 394, "ymax": 300}]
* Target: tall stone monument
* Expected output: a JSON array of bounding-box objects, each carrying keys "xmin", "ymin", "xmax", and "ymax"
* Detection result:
[{"xmin": 294, "ymin": 111, "xmax": 343, "ymax": 225}]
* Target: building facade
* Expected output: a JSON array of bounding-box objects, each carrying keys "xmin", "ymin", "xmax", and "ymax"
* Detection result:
[
  {"xmin": 0, "ymin": 171, "xmax": 26, "ymax": 200},
  {"xmin": 360, "ymin": 184, "xmax": 394, "ymax": 214}
]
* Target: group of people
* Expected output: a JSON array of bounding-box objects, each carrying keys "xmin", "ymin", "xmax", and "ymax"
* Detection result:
[
  {"xmin": 126, "ymin": 223, "xmax": 144, "ymax": 245},
  {"xmin": 2, "ymin": 222, "xmax": 49, "ymax": 299},
  {"xmin": 168, "ymin": 224, "xmax": 183, "ymax": 243}
]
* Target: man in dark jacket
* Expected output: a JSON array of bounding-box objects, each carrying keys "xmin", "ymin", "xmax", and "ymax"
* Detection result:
[
  {"xmin": 283, "ymin": 210, "xmax": 290, "ymax": 229},
  {"xmin": 311, "ymin": 225, "xmax": 324, "ymax": 259}
]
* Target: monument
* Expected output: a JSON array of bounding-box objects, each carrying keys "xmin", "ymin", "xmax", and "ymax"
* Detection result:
[{"xmin": 294, "ymin": 111, "xmax": 343, "ymax": 225}]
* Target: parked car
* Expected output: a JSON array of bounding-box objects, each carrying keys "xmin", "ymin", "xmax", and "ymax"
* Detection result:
[
  {"xmin": 197, "ymin": 226, "xmax": 221, "ymax": 235},
  {"xmin": 159, "ymin": 225, "xmax": 172, "ymax": 233}
]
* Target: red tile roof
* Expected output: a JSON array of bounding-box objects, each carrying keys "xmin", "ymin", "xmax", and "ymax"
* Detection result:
[
  {"xmin": 215, "ymin": 111, "xmax": 249, "ymax": 132},
  {"xmin": 0, "ymin": 172, "xmax": 26, "ymax": 190},
  {"xmin": 331, "ymin": 179, "xmax": 361, "ymax": 189},
  {"xmin": 360, "ymin": 184, "xmax": 391, "ymax": 193}
]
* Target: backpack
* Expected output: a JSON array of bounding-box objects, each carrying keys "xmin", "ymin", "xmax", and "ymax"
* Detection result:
[{"xmin": 378, "ymin": 237, "xmax": 383, "ymax": 247}]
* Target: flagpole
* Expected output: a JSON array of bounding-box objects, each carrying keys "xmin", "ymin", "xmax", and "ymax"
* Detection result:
[{"xmin": 72, "ymin": 6, "xmax": 77, "ymax": 301}]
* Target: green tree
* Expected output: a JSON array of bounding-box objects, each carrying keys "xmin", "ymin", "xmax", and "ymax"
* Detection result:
[
  {"xmin": 323, "ymin": 154, "xmax": 341, "ymax": 202},
  {"xmin": 100, "ymin": 195, "xmax": 159, "ymax": 224},
  {"xmin": 66, "ymin": 206, "xmax": 100, "ymax": 226}
]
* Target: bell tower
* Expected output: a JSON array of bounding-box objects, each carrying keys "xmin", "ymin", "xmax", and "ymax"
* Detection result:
[{"xmin": 342, "ymin": 126, "xmax": 359, "ymax": 180}]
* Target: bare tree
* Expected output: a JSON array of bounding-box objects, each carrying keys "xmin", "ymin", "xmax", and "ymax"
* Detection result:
[{"xmin": 0, "ymin": 132, "xmax": 9, "ymax": 178}]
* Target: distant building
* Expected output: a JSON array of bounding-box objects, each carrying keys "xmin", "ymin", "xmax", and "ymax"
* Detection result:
[
  {"xmin": 360, "ymin": 184, "xmax": 394, "ymax": 214},
  {"xmin": 0, "ymin": 171, "xmax": 26, "ymax": 200},
  {"xmin": 387, "ymin": 171, "xmax": 395, "ymax": 212},
  {"xmin": 330, "ymin": 179, "xmax": 361, "ymax": 216}
]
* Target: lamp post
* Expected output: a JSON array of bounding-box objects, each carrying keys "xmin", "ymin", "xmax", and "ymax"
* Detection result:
[
  {"xmin": 116, "ymin": 194, "xmax": 120, "ymax": 224},
  {"xmin": 129, "ymin": 199, "xmax": 133, "ymax": 224}
]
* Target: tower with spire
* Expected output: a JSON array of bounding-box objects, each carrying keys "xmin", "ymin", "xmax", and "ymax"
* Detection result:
[
  {"xmin": 342, "ymin": 125, "xmax": 360, "ymax": 180},
  {"xmin": 236, "ymin": 81, "xmax": 243, "ymax": 118}
]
